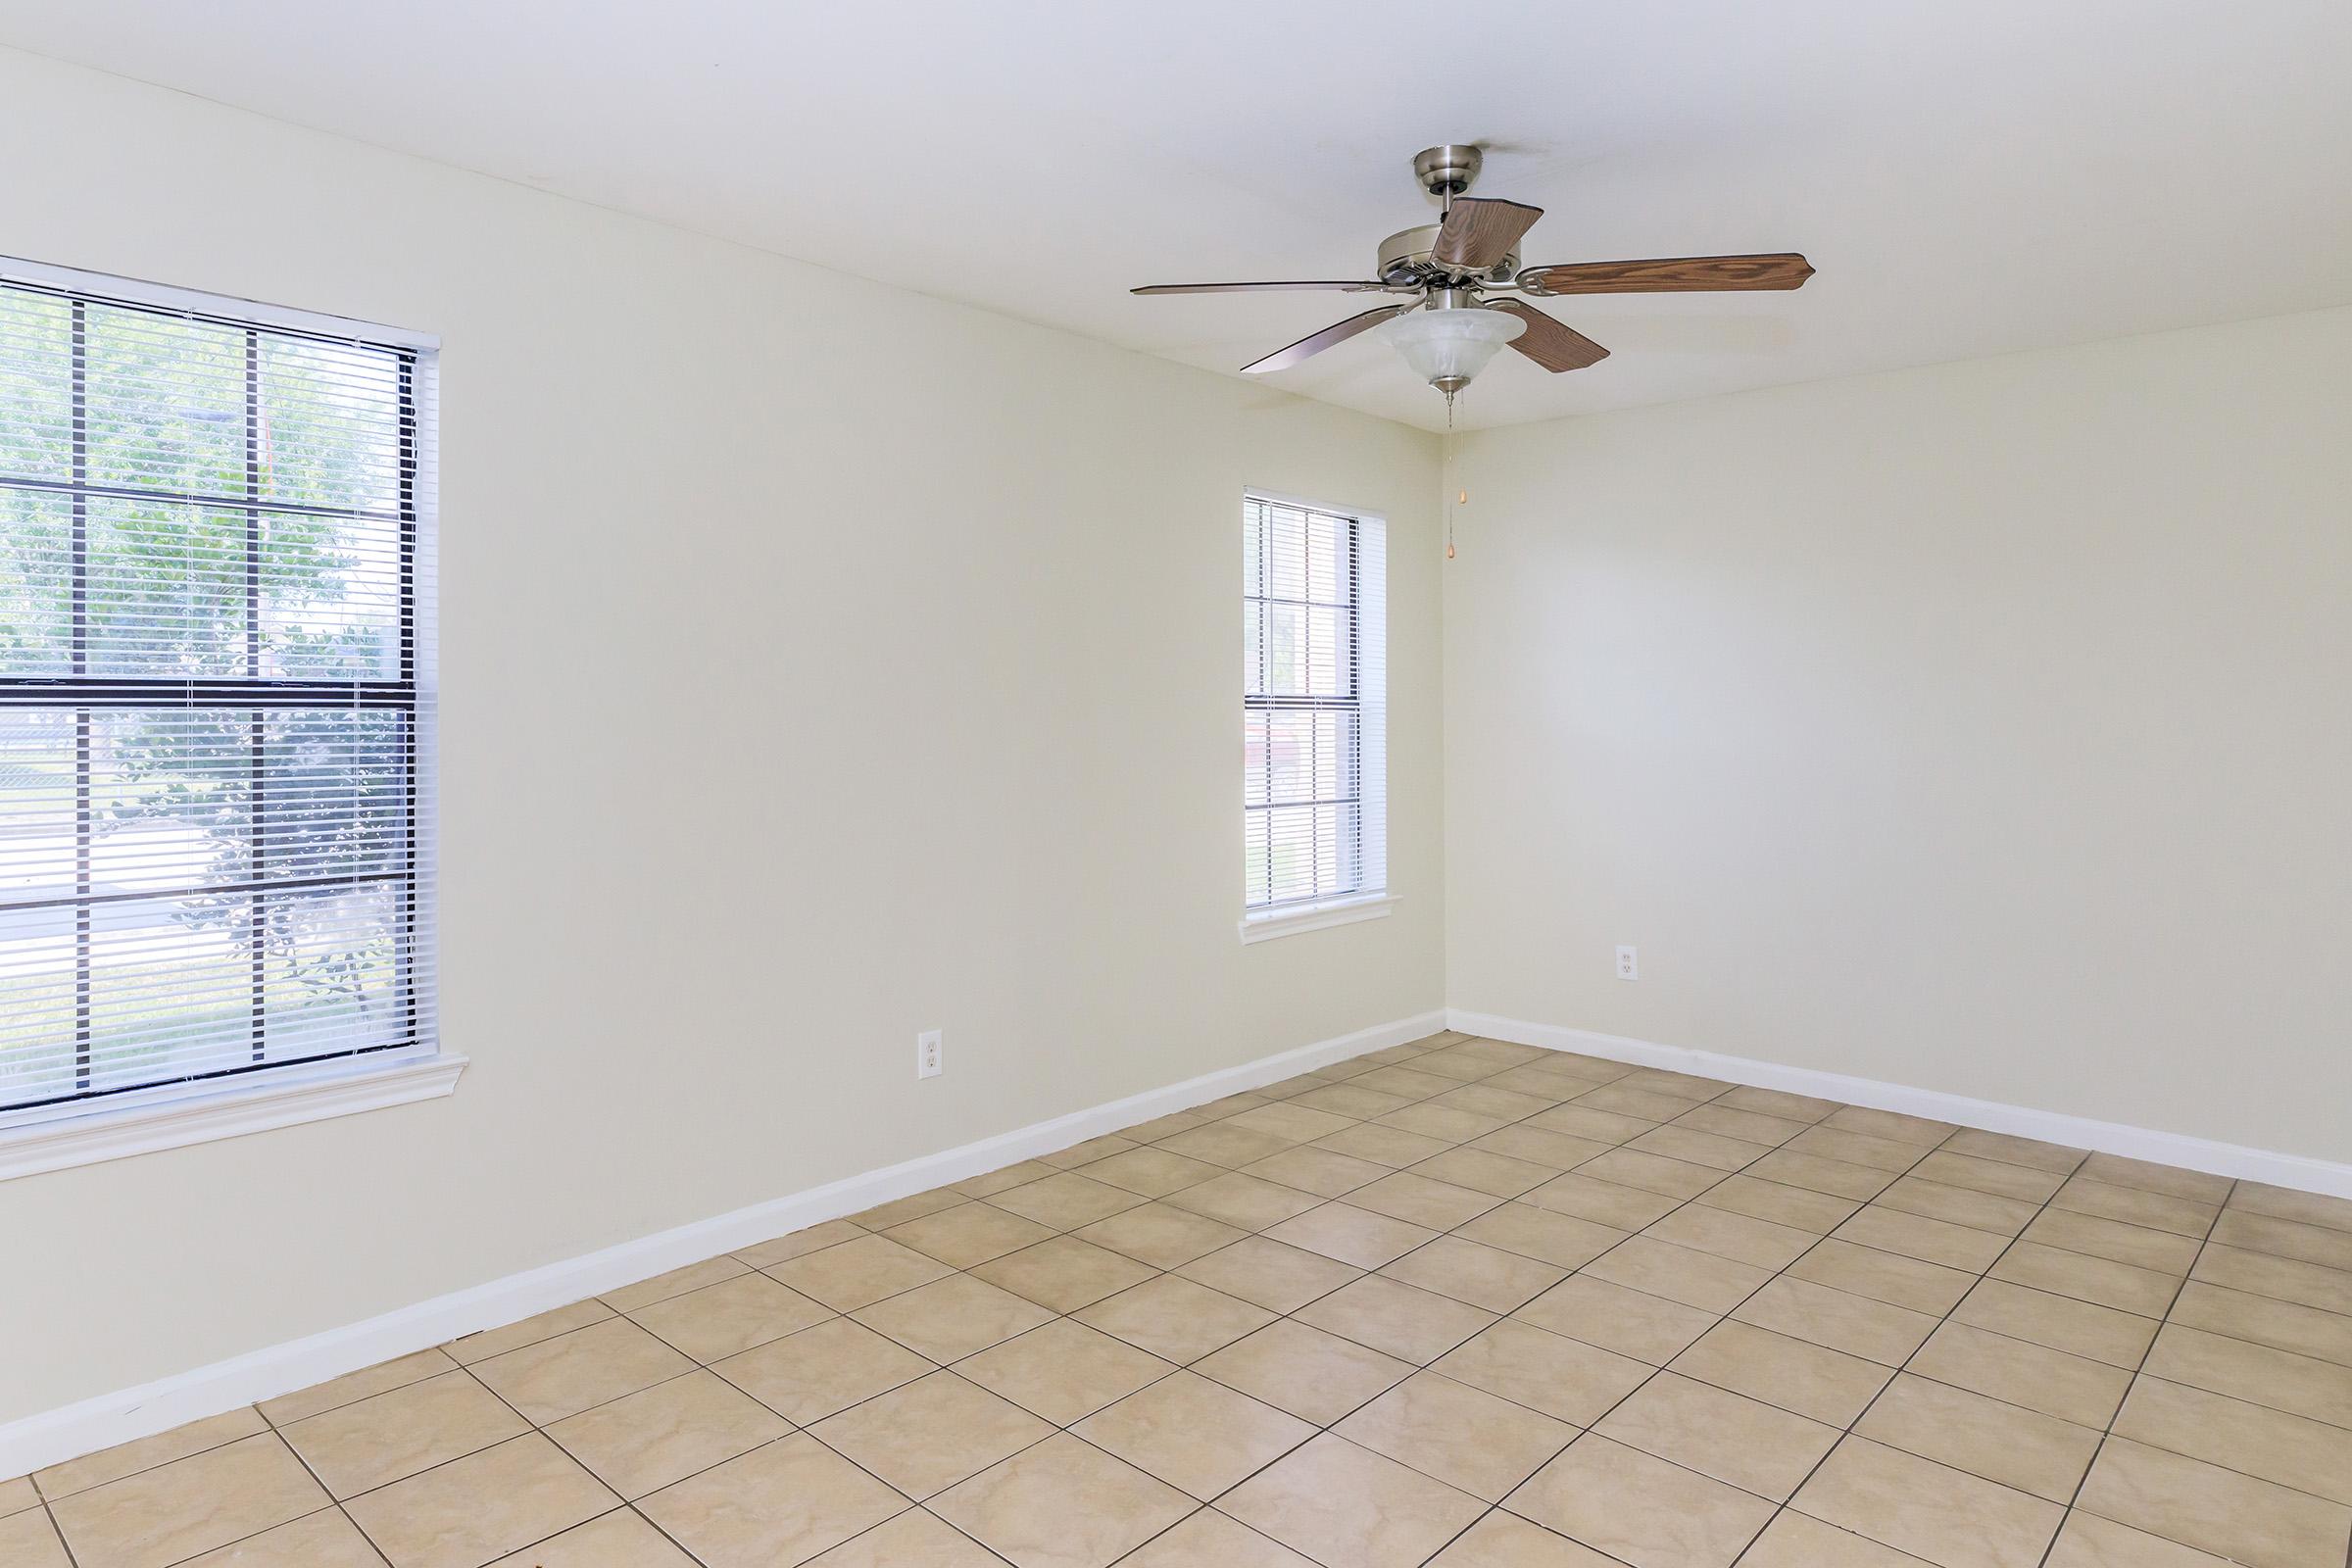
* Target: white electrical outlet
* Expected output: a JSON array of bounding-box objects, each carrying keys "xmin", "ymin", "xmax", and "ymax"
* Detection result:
[
  {"xmin": 1615, "ymin": 946, "xmax": 1640, "ymax": 981},
  {"xmin": 916, "ymin": 1029, "xmax": 944, "ymax": 1079}
]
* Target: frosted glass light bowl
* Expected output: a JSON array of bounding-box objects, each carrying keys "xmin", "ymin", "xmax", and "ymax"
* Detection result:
[{"xmin": 1379, "ymin": 307, "xmax": 1527, "ymax": 390}]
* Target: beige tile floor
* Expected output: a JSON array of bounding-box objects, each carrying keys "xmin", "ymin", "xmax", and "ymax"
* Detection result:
[{"xmin": 12, "ymin": 1030, "xmax": 2352, "ymax": 1568}]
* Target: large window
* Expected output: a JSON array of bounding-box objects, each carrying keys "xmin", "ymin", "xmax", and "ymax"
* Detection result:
[
  {"xmin": 1243, "ymin": 494, "xmax": 1387, "ymax": 924},
  {"xmin": 0, "ymin": 264, "xmax": 436, "ymax": 1117}
]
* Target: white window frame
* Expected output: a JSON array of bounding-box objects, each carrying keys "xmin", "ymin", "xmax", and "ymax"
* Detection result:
[
  {"xmin": 0, "ymin": 256, "xmax": 459, "ymax": 1181},
  {"xmin": 1239, "ymin": 489, "xmax": 1393, "ymax": 944}
]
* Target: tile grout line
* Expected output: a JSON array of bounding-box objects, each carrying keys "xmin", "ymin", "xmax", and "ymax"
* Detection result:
[
  {"xmin": 244, "ymin": 1299, "xmax": 953, "ymax": 1568},
  {"xmin": 1068, "ymin": 1039, "xmax": 1687, "ymax": 1561},
  {"xmin": 258, "ymin": 1359, "xmax": 563, "ymax": 1568},
  {"xmin": 1739, "ymin": 1148, "xmax": 2352, "ymax": 1565},
  {"xmin": 883, "ymin": 1038, "xmax": 1556, "ymax": 1564},
  {"xmin": 1097, "ymin": 1044, "xmax": 1674, "ymax": 1558},
  {"xmin": 2027, "ymin": 1171, "xmax": 2235, "ymax": 1568},
  {"xmin": 1117, "ymin": 1039, "xmax": 1690, "ymax": 1562},
  {"xmin": 2030, "ymin": 1197, "xmax": 2352, "ymax": 1510},
  {"xmin": 1691, "ymin": 1121, "xmax": 1978, "ymax": 1566},
  {"xmin": 1554, "ymin": 1116, "xmax": 2352, "ymax": 1544},
  {"xmin": 38, "ymin": 1503, "xmax": 83, "ymax": 1568},
  {"xmin": 1437, "ymin": 1083, "xmax": 2092, "ymax": 1559},
  {"xmin": 1754, "ymin": 1152, "xmax": 2352, "ymax": 1564},
  {"xmin": 1195, "ymin": 1054, "xmax": 1882, "ymax": 1563},
  {"xmin": 1726, "ymin": 1126, "xmax": 2093, "ymax": 1568},
  {"xmin": 2159, "ymin": 1241, "xmax": 2352, "ymax": 1328}
]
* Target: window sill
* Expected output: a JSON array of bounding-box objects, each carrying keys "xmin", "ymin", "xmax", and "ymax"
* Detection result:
[
  {"xmin": 1240, "ymin": 893, "xmax": 1399, "ymax": 945},
  {"xmin": 0, "ymin": 1053, "xmax": 467, "ymax": 1182}
]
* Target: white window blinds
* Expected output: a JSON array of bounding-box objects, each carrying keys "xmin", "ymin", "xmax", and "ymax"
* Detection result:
[
  {"xmin": 0, "ymin": 262, "xmax": 436, "ymax": 1116},
  {"xmin": 1244, "ymin": 494, "xmax": 1387, "ymax": 911}
]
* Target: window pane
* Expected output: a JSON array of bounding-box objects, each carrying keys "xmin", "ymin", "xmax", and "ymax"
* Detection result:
[
  {"xmin": 1244, "ymin": 710, "xmax": 1266, "ymax": 809},
  {"xmin": 1243, "ymin": 501, "xmax": 1266, "ymax": 599},
  {"xmin": 1317, "ymin": 803, "xmax": 1358, "ymax": 892},
  {"xmin": 1265, "ymin": 710, "xmax": 1316, "ymax": 804},
  {"xmin": 1306, "ymin": 606, "xmax": 1346, "ymax": 696},
  {"xmin": 90, "ymin": 709, "xmax": 255, "ymax": 893},
  {"xmin": 1261, "ymin": 603, "xmax": 1302, "ymax": 693},
  {"xmin": 0, "ymin": 715, "xmax": 94, "ymax": 1097},
  {"xmin": 0, "ymin": 288, "xmax": 72, "ymax": 480},
  {"xmin": 85, "ymin": 891, "xmax": 256, "ymax": 1091},
  {"xmin": 259, "ymin": 708, "xmax": 410, "ymax": 881},
  {"xmin": 0, "ymin": 711, "xmax": 74, "ymax": 901},
  {"xmin": 1244, "ymin": 808, "xmax": 1270, "ymax": 906},
  {"xmin": 1247, "ymin": 799, "xmax": 1363, "ymax": 908},
  {"xmin": 260, "ymin": 511, "xmax": 402, "ymax": 678},
  {"xmin": 258, "ymin": 334, "xmax": 405, "ymax": 513},
  {"xmin": 0, "ymin": 488, "xmax": 71, "ymax": 675},
  {"xmin": 1314, "ymin": 710, "xmax": 1347, "ymax": 800},
  {"xmin": 0, "ymin": 930, "xmax": 76, "ymax": 1104},
  {"xmin": 263, "ymin": 882, "xmax": 404, "ymax": 1061},
  {"xmin": 1255, "ymin": 803, "xmax": 1316, "ymax": 906},
  {"xmin": 1263, "ymin": 505, "xmax": 1304, "ymax": 601},
  {"xmin": 1305, "ymin": 510, "xmax": 1348, "ymax": 605},
  {"xmin": 85, "ymin": 498, "xmax": 250, "ymax": 676},
  {"xmin": 84, "ymin": 306, "xmax": 247, "ymax": 498},
  {"xmin": 1243, "ymin": 600, "xmax": 1265, "ymax": 698}
]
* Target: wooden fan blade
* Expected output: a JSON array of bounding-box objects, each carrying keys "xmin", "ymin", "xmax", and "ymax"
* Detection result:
[
  {"xmin": 1241, "ymin": 305, "xmax": 1408, "ymax": 374},
  {"xmin": 1132, "ymin": 280, "xmax": 1396, "ymax": 295},
  {"xmin": 1517, "ymin": 253, "xmax": 1814, "ymax": 295},
  {"xmin": 1432, "ymin": 198, "xmax": 1544, "ymax": 272},
  {"xmin": 1484, "ymin": 302, "xmax": 1609, "ymax": 372}
]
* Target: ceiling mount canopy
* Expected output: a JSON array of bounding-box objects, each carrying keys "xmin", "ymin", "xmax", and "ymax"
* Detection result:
[{"xmin": 1131, "ymin": 144, "xmax": 1816, "ymax": 403}]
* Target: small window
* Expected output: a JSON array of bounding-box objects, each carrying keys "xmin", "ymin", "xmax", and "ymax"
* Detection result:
[
  {"xmin": 0, "ymin": 263, "xmax": 437, "ymax": 1117},
  {"xmin": 1243, "ymin": 493, "xmax": 1387, "ymax": 918}
]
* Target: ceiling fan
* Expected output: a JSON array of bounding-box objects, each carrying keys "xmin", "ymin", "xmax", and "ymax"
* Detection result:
[{"xmin": 1132, "ymin": 145, "xmax": 1814, "ymax": 403}]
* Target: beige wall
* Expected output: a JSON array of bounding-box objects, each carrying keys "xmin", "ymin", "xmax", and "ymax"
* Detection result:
[
  {"xmin": 0, "ymin": 50, "xmax": 1444, "ymax": 1421},
  {"xmin": 1446, "ymin": 306, "xmax": 2352, "ymax": 1165}
]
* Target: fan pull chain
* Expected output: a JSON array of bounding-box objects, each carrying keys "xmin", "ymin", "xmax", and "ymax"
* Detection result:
[{"xmin": 1445, "ymin": 392, "xmax": 1458, "ymax": 560}]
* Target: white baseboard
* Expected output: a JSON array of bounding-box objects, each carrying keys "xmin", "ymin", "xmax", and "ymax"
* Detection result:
[
  {"xmin": 0, "ymin": 1007, "xmax": 1445, "ymax": 1482},
  {"xmin": 1448, "ymin": 1007, "xmax": 2352, "ymax": 1201}
]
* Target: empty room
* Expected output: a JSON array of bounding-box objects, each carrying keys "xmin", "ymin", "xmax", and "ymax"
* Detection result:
[{"xmin": 1, "ymin": 3, "xmax": 2348, "ymax": 1566}]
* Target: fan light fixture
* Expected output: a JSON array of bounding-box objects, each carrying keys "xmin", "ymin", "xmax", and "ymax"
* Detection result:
[{"xmin": 1379, "ymin": 305, "xmax": 1526, "ymax": 394}]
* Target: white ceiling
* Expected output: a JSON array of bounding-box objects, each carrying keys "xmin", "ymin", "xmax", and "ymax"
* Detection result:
[{"xmin": 4, "ymin": 0, "xmax": 2348, "ymax": 431}]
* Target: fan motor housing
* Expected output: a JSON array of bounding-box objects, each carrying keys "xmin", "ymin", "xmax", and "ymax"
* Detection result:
[{"xmin": 1377, "ymin": 224, "xmax": 1518, "ymax": 287}]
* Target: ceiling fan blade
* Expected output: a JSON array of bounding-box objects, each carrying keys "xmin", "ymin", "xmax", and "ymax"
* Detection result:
[
  {"xmin": 1484, "ymin": 301, "xmax": 1609, "ymax": 372},
  {"xmin": 1516, "ymin": 253, "xmax": 1815, "ymax": 295},
  {"xmin": 1132, "ymin": 280, "xmax": 1396, "ymax": 295},
  {"xmin": 1432, "ymin": 198, "xmax": 1544, "ymax": 272},
  {"xmin": 1241, "ymin": 305, "xmax": 1409, "ymax": 374}
]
